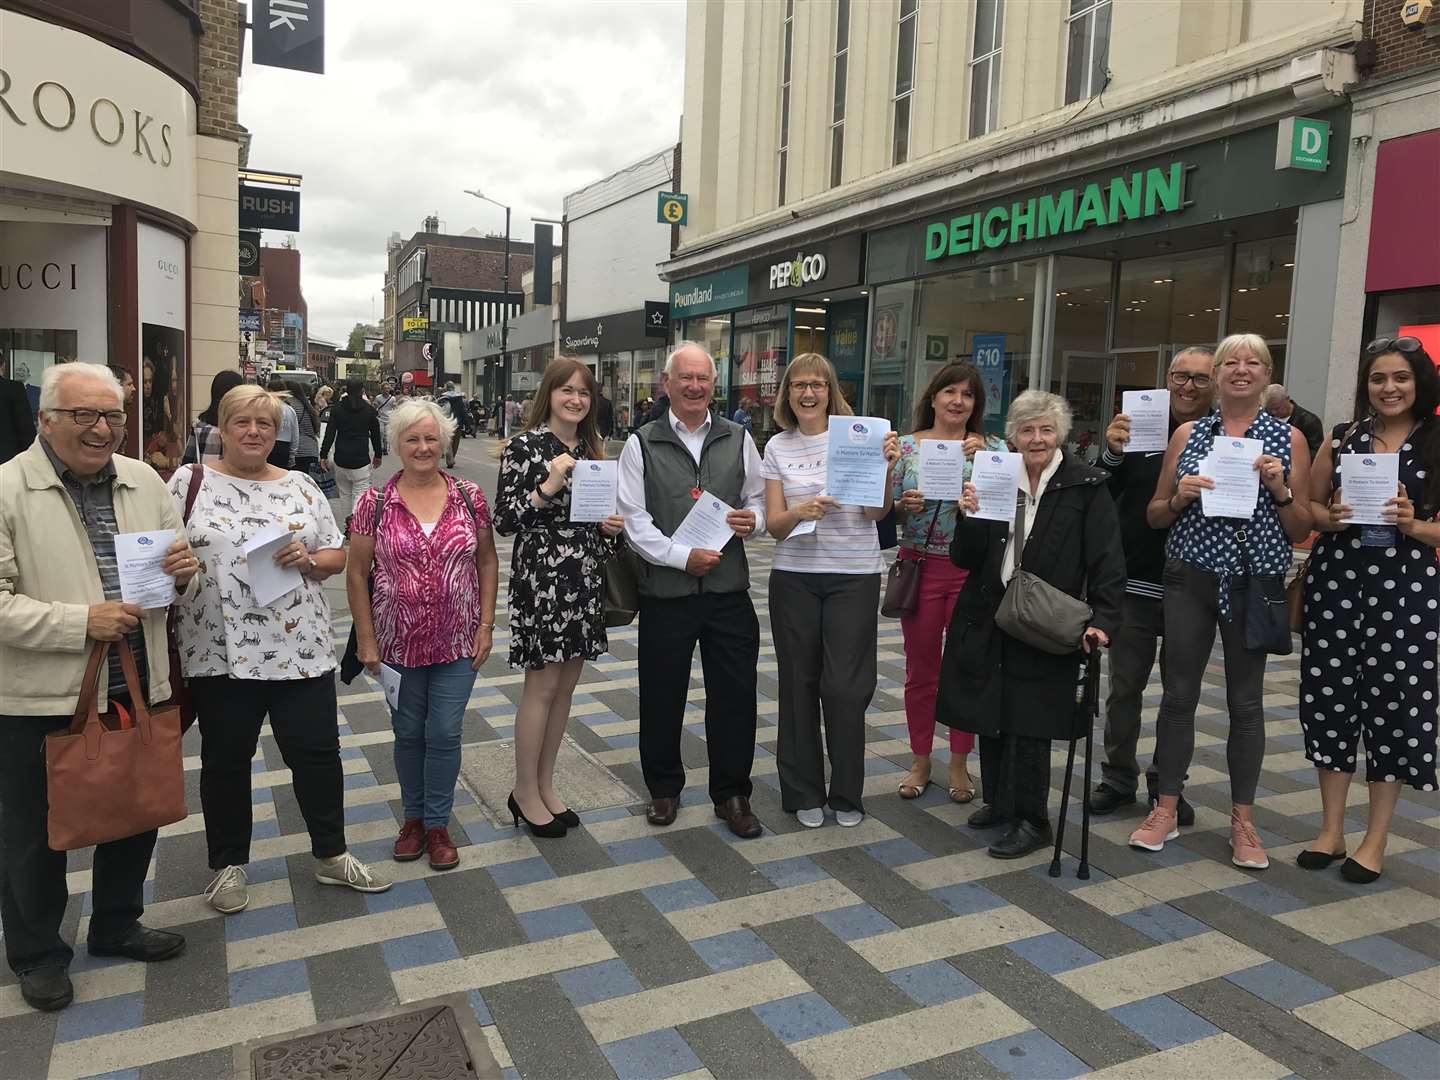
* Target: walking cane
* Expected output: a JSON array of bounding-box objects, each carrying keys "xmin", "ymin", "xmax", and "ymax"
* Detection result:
[{"xmin": 1050, "ymin": 652, "xmax": 1098, "ymax": 879}]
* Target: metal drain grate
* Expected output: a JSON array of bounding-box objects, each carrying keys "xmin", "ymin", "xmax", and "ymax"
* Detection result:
[{"xmin": 251, "ymin": 1005, "xmax": 477, "ymax": 1079}]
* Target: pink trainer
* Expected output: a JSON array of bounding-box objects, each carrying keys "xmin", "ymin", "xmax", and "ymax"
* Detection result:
[
  {"xmin": 1129, "ymin": 805, "xmax": 1179, "ymax": 852},
  {"xmin": 1230, "ymin": 810, "xmax": 1269, "ymax": 869}
]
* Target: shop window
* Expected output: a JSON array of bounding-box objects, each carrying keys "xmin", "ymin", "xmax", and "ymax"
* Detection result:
[
  {"xmin": 831, "ymin": 0, "xmax": 850, "ymax": 188},
  {"xmin": 1227, "ymin": 235, "xmax": 1295, "ymax": 383},
  {"xmin": 0, "ymin": 329, "xmax": 78, "ymax": 420},
  {"xmin": 599, "ymin": 352, "xmax": 632, "ymax": 433},
  {"xmin": 634, "ymin": 348, "xmax": 665, "ymax": 427},
  {"xmin": 1112, "ymin": 246, "xmax": 1227, "ymax": 352},
  {"xmin": 733, "ymin": 306, "xmax": 790, "ymax": 448},
  {"xmin": 686, "ymin": 315, "xmax": 733, "ymax": 418},
  {"xmin": 1065, "ymin": 0, "xmax": 1112, "ymax": 105},
  {"xmin": 893, "ymin": 0, "xmax": 918, "ymax": 166},
  {"xmin": 969, "ymin": 0, "xmax": 1003, "ymax": 138},
  {"xmin": 779, "ymin": 0, "xmax": 794, "ymax": 206}
]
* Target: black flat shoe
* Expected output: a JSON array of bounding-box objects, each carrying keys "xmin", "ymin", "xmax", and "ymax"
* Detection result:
[
  {"xmin": 508, "ymin": 792, "xmax": 566, "ymax": 839},
  {"xmin": 1088, "ymin": 785, "xmax": 1137, "ymax": 815},
  {"xmin": 1340, "ymin": 857, "xmax": 1381, "ymax": 884},
  {"xmin": 87, "ymin": 925, "xmax": 185, "ymax": 962},
  {"xmin": 1296, "ymin": 848, "xmax": 1347, "ymax": 871},
  {"xmin": 555, "ymin": 808, "xmax": 581, "ymax": 828},
  {"xmin": 19, "ymin": 966, "xmax": 72, "ymax": 1012},
  {"xmin": 967, "ymin": 804, "xmax": 1009, "ymax": 829},
  {"xmin": 989, "ymin": 820, "xmax": 1054, "ymax": 860},
  {"xmin": 1146, "ymin": 787, "xmax": 1196, "ymax": 827}
]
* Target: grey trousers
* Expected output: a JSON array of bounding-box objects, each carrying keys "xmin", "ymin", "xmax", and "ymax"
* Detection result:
[
  {"xmin": 769, "ymin": 570, "xmax": 879, "ymax": 813},
  {"xmin": 1100, "ymin": 593, "xmax": 1166, "ymax": 796}
]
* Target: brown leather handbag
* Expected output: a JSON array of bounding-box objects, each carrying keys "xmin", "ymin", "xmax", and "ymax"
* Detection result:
[
  {"xmin": 45, "ymin": 639, "xmax": 188, "ymax": 852},
  {"xmin": 881, "ymin": 504, "xmax": 941, "ymax": 619}
]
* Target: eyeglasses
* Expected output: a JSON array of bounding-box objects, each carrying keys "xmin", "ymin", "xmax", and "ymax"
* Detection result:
[
  {"xmin": 1365, "ymin": 336, "xmax": 1423, "ymax": 357},
  {"xmin": 1168, "ymin": 371, "xmax": 1212, "ymax": 388},
  {"xmin": 50, "ymin": 408, "xmax": 127, "ymax": 429},
  {"xmin": 789, "ymin": 381, "xmax": 829, "ymax": 393}
]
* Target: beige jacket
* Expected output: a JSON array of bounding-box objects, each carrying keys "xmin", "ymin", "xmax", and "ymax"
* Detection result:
[{"xmin": 0, "ymin": 441, "xmax": 185, "ymax": 714}]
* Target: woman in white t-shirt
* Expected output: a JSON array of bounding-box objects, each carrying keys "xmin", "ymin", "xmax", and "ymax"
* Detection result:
[{"xmin": 762, "ymin": 354, "xmax": 899, "ymax": 829}]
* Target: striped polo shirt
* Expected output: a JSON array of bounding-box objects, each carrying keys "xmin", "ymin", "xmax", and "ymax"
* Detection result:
[{"xmin": 761, "ymin": 427, "xmax": 883, "ymax": 575}]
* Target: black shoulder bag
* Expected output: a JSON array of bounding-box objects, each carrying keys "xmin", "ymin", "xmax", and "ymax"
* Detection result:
[{"xmin": 1235, "ymin": 524, "xmax": 1293, "ymax": 655}]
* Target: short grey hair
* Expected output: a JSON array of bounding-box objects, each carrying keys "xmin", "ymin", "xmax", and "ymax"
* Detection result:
[
  {"xmin": 387, "ymin": 397, "xmax": 456, "ymax": 448},
  {"xmin": 1170, "ymin": 345, "xmax": 1215, "ymax": 368},
  {"xmin": 1005, "ymin": 390, "xmax": 1073, "ymax": 444},
  {"xmin": 39, "ymin": 362, "xmax": 123, "ymax": 412},
  {"xmin": 664, "ymin": 341, "xmax": 717, "ymax": 378}
]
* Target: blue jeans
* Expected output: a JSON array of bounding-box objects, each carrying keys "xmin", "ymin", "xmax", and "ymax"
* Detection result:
[{"xmin": 391, "ymin": 657, "xmax": 478, "ymax": 828}]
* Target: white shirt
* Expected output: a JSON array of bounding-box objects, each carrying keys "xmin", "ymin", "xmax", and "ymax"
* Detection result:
[
  {"xmin": 618, "ymin": 410, "xmax": 767, "ymax": 570},
  {"xmin": 1001, "ymin": 451, "xmax": 1064, "ymax": 585},
  {"xmin": 762, "ymin": 428, "xmax": 882, "ymax": 574}
]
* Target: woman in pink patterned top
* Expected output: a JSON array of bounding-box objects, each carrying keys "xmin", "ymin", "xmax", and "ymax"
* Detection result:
[{"xmin": 347, "ymin": 399, "xmax": 499, "ymax": 871}]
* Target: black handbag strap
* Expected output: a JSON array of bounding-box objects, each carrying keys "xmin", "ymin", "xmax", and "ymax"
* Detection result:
[{"xmin": 915, "ymin": 502, "xmax": 942, "ymax": 560}]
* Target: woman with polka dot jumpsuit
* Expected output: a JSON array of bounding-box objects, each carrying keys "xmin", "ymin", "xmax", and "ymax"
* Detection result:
[{"xmin": 1297, "ymin": 339, "xmax": 1440, "ymax": 884}]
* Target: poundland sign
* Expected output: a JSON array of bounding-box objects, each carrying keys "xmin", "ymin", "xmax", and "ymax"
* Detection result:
[
  {"xmin": 669, "ymin": 266, "xmax": 748, "ymax": 318},
  {"xmin": 924, "ymin": 162, "xmax": 1191, "ymax": 262}
]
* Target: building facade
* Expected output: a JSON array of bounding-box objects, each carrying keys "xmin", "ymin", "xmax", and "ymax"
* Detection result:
[
  {"xmin": 0, "ymin": 0, "xmax": 243, "ymax": 474},
  {"xmin": 664, "ymin": 0, "xmax": 1368, "ymax": 448}
]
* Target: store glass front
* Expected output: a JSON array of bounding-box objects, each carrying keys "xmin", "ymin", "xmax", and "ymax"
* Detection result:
[
  {"xmin": 688, "ymin": 313, "xmax": 732, "ymax": 417},
  {"xmin": 733, "ymin": 305, "xmax": 789, "ymax": 446}
]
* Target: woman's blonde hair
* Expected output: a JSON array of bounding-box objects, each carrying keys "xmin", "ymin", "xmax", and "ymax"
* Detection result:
[
  {"xmin": 218, "ymin": 385, "xmax": 282, "ymax": 429},
  {"xmin": 772, "ymin": 353, "xmax": 853, "ymax": 430},
  {"xmin": 1213, "ymin": 333, "xmax": 1272, "ymax": 375}
]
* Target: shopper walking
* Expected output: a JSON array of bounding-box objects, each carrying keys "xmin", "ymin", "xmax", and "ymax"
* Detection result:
[
  {"xmin": 1131, "ymin": 334, "xmax": 1312, "ymax": 868},
  {"xmin": 891, "ymin": 363, "xmax": 1002, "ymax": 804},
  {"xmin": 288, "ymin": 381, "xmax": 322, "ymax": 478},
  {"xmin": 938, "ymin": 391, "xmax": 1126, "ymax": 859},
  {"xmin": 171, "ymin": 385, "xmax": 391, "ymax": 915},
  {"xmin": 349, "ymin": 399, "xmax": 498, "ymax": 869},
  {"xmin": 1296, "ymin": 337, "xmax": 1439, "ymax": 884},
  {"xmin": 320, "ymin": 379, "xmax": 383, "ymax": 531},
  {"xmin": 183, "ymin": 369, "xmax": 244, "ymax": 466},
  {"xmin": 374, "ymin": 381, "xmax": 400, "ymax": 454},
  {"xmin": 495, "ymin": 359, "xmax": 624, "ymax": 837},
  {"xmin": 265, "ymin": 375, "xmax": 299, "ymax": 469}
]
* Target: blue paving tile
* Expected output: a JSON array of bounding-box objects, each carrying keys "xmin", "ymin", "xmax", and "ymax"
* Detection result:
[
  {"xmin": 862, "ymin": 756, "xmax": 903, "ymax": 776},
  {"xmin": 555, "ymin": 958, "xmax": 645, "ymax": 1007},
  {"xmin": 250, "ymin": 786, "xmax": 274, "ymax": 805},
  {"xmin": 343, "ymin": 772, "xmax": 379, "ymax": 790},
  {"xmin": 578, "ymin": 806, "xmax": 635, "ymax": 824},
  {"xmin": 863, "ymin": 1070, "xmax": 911, "ymax": 1080},
  {"xmin": 344, "ymin": 801, "xmax": 398, "ymax": 826},
  {"xmin": 976, "ymin": 1029, "xmax": 1088, "ymax": 1079},
  {"xmin": 928, "ymin": 882, "xmax": 1008, "ymax": 917},
  {"xmin": 517, "ymin": 903, "xmax": 596, "ymax": 942},
  {"xmin": 863, "ymin": 837, "xmax": 931, "ymax": 868},
  {"xmin": 814, "ymin": 903, "xmax": 899, "ymax": 942},
  {"xmin": 349, "ymin": 837, "xmax": 397, "ymax": 864},
  {"xmin": 1224, "ymin": 961, "xmax": 1335, "ymax": 1009},
  {"xmin": 756, "ymin": 856, "xmax": 831, "ymax": 888},
  {"xmin": 1220, "ymin": 881, "xmax": 1308, "ymax": 916},
  {"xmin": 1005, "ymin": 931, "xmax": 1100, "ymax": 975},
  {"xmin": 224, "ymin": 902, "xmax": 299, "ymax": 943},
  {"xmin": 466, "ymin": 989, "xmax": 492, "ymax": 1026},
  {"xmin": 1363, "ymin": 1033, "xmax": 1440, "ymax": 1080},
  {"xmin": 691, "ymin": 929, "xmax": 779, "ymax": 973},
  {"xmin": 752, "ymin": 992, "xmax": 852, "ymax": 1044},
  {"xmin": 1116, "ymin": 903, "xmax": 1212, "ymax": 943},
  {"xmin": 54, "ymin": 991, "xmax": 143, "ymax": 1043},
  {"xmin": 339, "ymin": 747, "xmax": 367, "ymax": 761},
  {"xmin": 365, "ymin": 877, "xmax": 432, "ymax": 914},
  {"xmin": 643, "ymin": 878, "xmax": 718, "ymax": 914},
  {"xmin": 502, "ymin": 1068, "xmax": 521, "ymax": 1080},
  {"xmin": 606, "ymin": 732, "xmax": 641, "ymax": 749},
  {"xmin": 1108, "ymin": 994, "xmax": 1223, "ymax": 1050},
  {"xmin": 887, "ymin": 960, "xmax": 982, "ymax": 1006},
  {"xmin": 600, "ymin": 1027, "xmax": 703, "ymax": 1079},
  {"xmin": 1335, "ymin": 934, "xmax": 1435, "ymax": 977},
  {"xmin": 245, "ymin": 856, "xmax": 292, "ymax": 885},
  {"xmin": 451, "ymin": 787, "xmax": 476, "ymax": 807},
  {"xmin": 81, "ymin": 1070, "xmax": 141, "ymax": 1080},
  {"xmin": 251, "ymin": 818, "xmax": 283, "ymax": 840},
  {"xmin": 381, "ymin": 929, "xmax": 461, "ymax": 972},
  {"xmin": 487, "ymin": 856, "xmax": 557, "ymax": 889},
  {"xmin": 229, "ymin": 958, "xmax": 309, "ymax": 1007},
  {"xmin": 1394, "ymin": 799, "xmax": 1437, "ymax": 823},
  {"xmin": 1395, "ymin": 847, "xmax": 1440, "ymax": 873},
  {"xmin": 605, "ymin": 837, "xmax": 670, "ymax": 865}
]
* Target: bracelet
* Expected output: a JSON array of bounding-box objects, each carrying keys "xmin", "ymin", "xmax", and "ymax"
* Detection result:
[
  {"xmin": 535, "ymin": 486, "xmax": 559, "ymax": 504},
  {"xmin": 1273, "ymin": 492, "xmax": 1294, "ymax": 508},
  {"xmin": 478, "ymin": 622, "xmax": 495, "ymax": 631}
]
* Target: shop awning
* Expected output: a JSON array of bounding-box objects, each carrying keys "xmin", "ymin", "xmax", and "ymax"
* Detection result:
[{"xmin": 1366, "ymin": 129, "xmax": 1440, "ymax": 294}]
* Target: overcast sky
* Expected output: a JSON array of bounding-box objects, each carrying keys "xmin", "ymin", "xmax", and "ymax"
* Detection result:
[{"xmin": 239, "ymin": 0, "xmax": 686, "ymax": 345}]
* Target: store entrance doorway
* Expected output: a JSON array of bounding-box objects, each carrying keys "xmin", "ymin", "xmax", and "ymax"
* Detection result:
[{"xmin": 1055, "ymin": 346, "xmax": 1175, "ymax": 462}]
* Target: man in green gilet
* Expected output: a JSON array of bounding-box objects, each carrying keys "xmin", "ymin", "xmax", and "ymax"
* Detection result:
[{"xmin": 617, "ymin": 343, "xmax": 768, "ymax": 838}]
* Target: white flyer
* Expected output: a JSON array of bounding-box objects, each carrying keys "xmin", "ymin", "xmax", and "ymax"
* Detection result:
[
  {"xmin": 375, "ymin": 663, "xmax": 403, "ymax": 711},
  {"xmin": 918, "ymin": 439, "xmax": 967, "ymax": 501},
  {"xmin": 114, "ymin": 529, "xmax": 177, "ymax": 609},
  {"xmin": 1120, "ymin": 389, "xmax": 1171, "ymax": 453},
  {"xmin": 787, "ymin": 518, "xmax": 817, "ymax": 538},
  {"xmin": 1340, "ymin": 452, "xmax": 1400, "ymax": 527},
  {"xmin": 1199, "ymin": 437, "xmax": 1263, "ymax": 519},
  {"xmin": 969, "ymin": 450, "xmax": 1023, "ymax": 524},
  {"xmin": 242, "ymin": 522, "xmax": 304, "ymax": 608},
  {"xmin": 672, "ymin": 491, "xmax": 738, "ymax": 553},
  {"xmin": 824, "ymin": 415, "xmax": 892, "ymax": 508},
  {"xmin": 569, "ymin": 460, "xmax": 619, "ymax": 523}
]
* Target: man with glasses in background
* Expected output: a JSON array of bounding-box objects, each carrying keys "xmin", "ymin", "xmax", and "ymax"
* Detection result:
[
  {"xmin": 0, "ymin": 362, "xmax": 198, "ymax": 1012},
  {"xmin": 1088, "ymin": 346, "xmax": 1215, "ymax": 822}
]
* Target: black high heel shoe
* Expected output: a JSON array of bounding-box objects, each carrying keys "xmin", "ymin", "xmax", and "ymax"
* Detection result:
[
  {"xmin": 555, "ymin": 808, "xmax": 581, "ymax": 828},
  {"xmin": 508, "ymin": 793, "xmax": 566, "ymax": 838}
]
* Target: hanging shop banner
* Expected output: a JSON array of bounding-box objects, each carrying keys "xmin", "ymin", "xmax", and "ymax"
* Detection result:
[
  {"xmin": 137, "ymin": 223, "xmax": 186, "ymax": 480},
  {"xmin": 401, "ymin": 316, "xmax": 429, "ymax": 341},
  {"xmin": 749, "ymin": 235, "xmax": 863, "ymax": 302},
  {"xmin": 239, "ymin": 184, "xmax": 301, "ymax": 231},
  {"xmin": 239, "ymin": 231, "xmax": 261, "ymax": 275},
  {"xmin": 644, "ymin": 301, "xmax": 670, "ymax": 338},
  {"xmin": 239, "ymin": 310, "xmax": 262, "ymax": 332},
  {"xmin": 252, "ymin": 0, "xmax": 325, "ymax": 75},
  {"xmin": 670, "ymin": 267, "xmax": 748, "ymax": 318},
  {"xmin": 658, "ymin": 192, "xmax": 688, "ymax": 226}
]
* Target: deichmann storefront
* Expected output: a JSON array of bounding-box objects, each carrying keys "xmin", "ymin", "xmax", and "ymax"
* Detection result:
[
  {"xmin": 865, "ymin": 109, "xmax": 1349, "ymax": 452},
  {"xmin": 0, "ymin": 6, "xmax": 205, "ymax": 475}
]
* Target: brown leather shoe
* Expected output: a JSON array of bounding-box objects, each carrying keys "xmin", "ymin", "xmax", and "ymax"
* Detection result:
[
  {"xmin": 714, "ymin": 796, "xmax": 762, "ymax": 839},
  {"xmin": 646, "ymin": 797, "xmax": 679, "ymax": 826},
  {"xmin": 425, "ymin": 826, "xmax": 460, "ymax": 871},
  {"xmin": 393, "ymin": 819, "xmax": 425, "ymax": 862}
]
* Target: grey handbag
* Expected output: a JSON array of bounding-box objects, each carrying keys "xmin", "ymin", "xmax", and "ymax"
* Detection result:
[{"xmin": 994, "ymin": 494, "xmax": 1092, "ymax": 655}]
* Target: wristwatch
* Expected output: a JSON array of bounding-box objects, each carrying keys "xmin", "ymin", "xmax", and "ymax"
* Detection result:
[
  {"xmin": 306, "ymin": 555, "xmax": 318, "ymax": 574},
  {"xmin": 1273, "ymin": 489, "xmax": 1294, "ymax": 508}
]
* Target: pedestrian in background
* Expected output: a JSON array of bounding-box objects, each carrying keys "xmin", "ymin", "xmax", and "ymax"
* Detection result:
[
  {"xmin": 0, "ymin": 363, "xmax": 197, "ymax": 1012},
  {"xmin": 1133, "ymin": 334, "xmax": 1312, "ymax": 868},
  {"xmin": 171, "ymin": 385, "xmax": 392, "ymax": 916},
  {"xmin": 320, "ymin": 379, "xmax": 383, "ymax": 532},
  {"xmin": 1088, "ymin": 346, "xmax": 1214, "ymax": 823},
  {"xmin": 891, "ymin": 362, "xmax": 1002, "ymax": 805},
  {"xmin": 265, "ymin": 375, "xmax": 299, "ymax": 469},
  {"xmin": 183, "ymin": 369, "xmax": 244, "ymax": 465},
  {"xmin": 349, "ymin": 399, "xmax": 499, "ymax": 869},
  {"xmin": 763, "ymin": 354, "xmax": 897, "ymax": 829},
  {"xmin": 619, "ymin": 343, "xmax": 767, "ymax": 838},
  {"xmin": 373, "ymin": 381, "xmax": 400, "ymax": 454},
  {"xmin": 1264, "ymin": 383, "xmax": 1325, "ymax": 463},
  {"xmin": 0, "ymin": 358, "xmax": 37, "ymax": 465},
  {"xmin": 288, "ymin": 380, "xmax": 322, "ymax": 478},
  {"xmin": 495, "ymin": 359, "xmax": 624, "ymax": 837},
  {"xmin": 1297, "ymin": 337, "xmax": 1439, "ymax": 884},
  {"xmin": 939, "ymin": 391, "xmax": 1125, "ymax": 859}
]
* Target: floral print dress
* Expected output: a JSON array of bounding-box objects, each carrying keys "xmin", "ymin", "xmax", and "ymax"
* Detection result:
[{"xmin": 495, "ymin": 427, "xmax": 616, "ymax": 670}]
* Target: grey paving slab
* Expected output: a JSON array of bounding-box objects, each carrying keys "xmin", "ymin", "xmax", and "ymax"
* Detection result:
[
  {"xmin": 339, "ymin": 699, "xmax": 396, "ymax": 735},
  {"xmin": 678, "ymin": 1008, "xmax": 814, "ymax": 1080},
  {"xmin": 140, "ymin": 1046, "xmax": 233, "ymax": 1080},
  {"xmin": 590, "ymin": 689, "xmax": 641, "ymax": 722},
  {"xmin": 141, "ymin": 916, "xmax": 228, "ymax": 1024},
  {"xmin": 983, "ymin": 869, "xmax": 1154, "ymax": 960},
  {"xmin": 0, "ymin": 1010, "xmax": 55, "ymax": 1078},
  {"xmin": 148, "ymin": 827, "xmax": 213, "ymax": 904},
  {"xmin": 426, "ymin": 867, "xmax": 527, "ymax": 957},
  {"xmin": 658, "ymin": 821, "xmax": 776, "ymax": 902},
  {"xmin": 360, "ymin": 743, "xmax": 400, "ymax": 788},
  {"xmin": 1384, "ymin": 922, "xmax": 1440, "ymax": 961},
  {"xmin": 757, "ymin": 914, "xmax": 916, "ymax": 1025},
  {"xmin": 305, "ymin": 942, "xmax": 398, "ymax": 1025},
  {"xmin": 270, "ymin": 784, "xmax": 314, "ymax": 849},
  {"xmin": 864, "ymin": 798, "xmax": 979, "ymax": 860},
  {"xmin": 287, "ymin": 851, "xmax": 372, "ymax": 928},
  {"xmin": 486, "ymin": 974, "xmax": 617, "ymax": 1080},
  {"xmin": 810, "ymin": 846, "xmax": 955, "ymax": 930},
  {"xmin": 581, "ymin": 891, "xmax": 712, "ymax": 989},
  {"xmin": 534, "ymin": 826, "xmax": 620, "ymax": 877},
  {"xmin": 905, "ymin": 1047, "xmax": 1010, "ymax": 1080}
]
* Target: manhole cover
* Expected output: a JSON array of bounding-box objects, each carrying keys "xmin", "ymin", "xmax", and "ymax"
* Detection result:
[
  {"xmin": 460, "ymin": 733, "xmax": 639, "ymax": 823},
  {"xmin": 251, "ymin": 1005, "xmax": 476, "ymax": 1079}
]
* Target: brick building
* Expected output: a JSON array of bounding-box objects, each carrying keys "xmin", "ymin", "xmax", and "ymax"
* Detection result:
[{"xmin": 258, "ymin": 246, "xmax": 308, "ymax": 367}]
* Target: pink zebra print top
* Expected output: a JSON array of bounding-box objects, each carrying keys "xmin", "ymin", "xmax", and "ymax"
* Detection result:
[{"xmin": 352, "ymin": 473, "xmax": 491, "ymax": 668}]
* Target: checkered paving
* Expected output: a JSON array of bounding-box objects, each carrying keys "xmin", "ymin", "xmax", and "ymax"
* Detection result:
[{"xmin": 4, "ymin": 455, "xmax": 1438, "ymax": 1079}]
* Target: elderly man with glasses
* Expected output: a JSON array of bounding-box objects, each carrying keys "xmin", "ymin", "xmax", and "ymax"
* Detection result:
[
  {"xmin": 1088, "ymin": 346, "xmax": 1215, "ymax": 821},
  {"xmin": 0, "ymin": 362, "xmax": 198, "ymax": 1012}
]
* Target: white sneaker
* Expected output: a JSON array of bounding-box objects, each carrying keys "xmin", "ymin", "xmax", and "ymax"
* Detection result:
[
  {"xmin": 315, "ymin": 852, "xmax": 393, "ymax": 893},
  {"xmin": 796, "ymin": 808, "xmax": 824, "ymax": 829},
  {"xmin": 204, "ymin": 865, "xmax": 249, "ymax": 914},
  {"xmin": 835, "ymin": 810, "xmax": 864, "ymax": 828}
]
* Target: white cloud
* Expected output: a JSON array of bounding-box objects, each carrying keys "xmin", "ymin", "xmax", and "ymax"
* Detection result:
[{"xmin": 239, "ymin": 0, "xmax": 686, "ymax": 344}]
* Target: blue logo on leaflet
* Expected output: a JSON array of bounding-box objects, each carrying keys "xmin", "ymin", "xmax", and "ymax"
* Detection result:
[
  {"xmin": 137, "ymin": 536, "xmax": 154, "ymax": 546},
  {"xmin": 1140, "ymin": 394, "xmax": 1152, "ymax": 402},
  {"xmin": 1230, "ymin": 440, "xmax": 1244, "ymax": 449},
  {"xmin": 1363, "ymin": 457, "xmax": 1375, "ymax": 466},
  {"xmin": 588, "ymin": 463, "xmax": 602, "ymax": 472},
  {"xmin": 848, "ymin": 422, "xmax": 871, "ymax": 445},
  {"xmin": 989, "ymin": 454, "xmax": 1002, "ymax": 463},
  {"xmin": 711, "ymin": 500, "xmax": 721, "ymax": 510},
  {"xmin": 936, "ymin": 442, "xmax": 947, "ymax": 450}
]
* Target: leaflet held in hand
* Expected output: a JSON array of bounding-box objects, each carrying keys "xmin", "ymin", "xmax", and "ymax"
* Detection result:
[
  {"xmin": 969, "ymin": 450, "xmax": 1023, "ymax": 523},
  {"xmin": 1121, "ymin": 389, "xmax": 1171, "ymax": 453},
  {"xmin": 824, "ymin": 415, "xmax": 891, "ymax": 507},
  {"xmin": 918, "ymin": 439, "xmax": 966, "ymax": 501},
  {"xmin": 569, "ymin": 460, "xmax": 619, "ymax": 522},
  {"xmin": 242, "ymin": 522, "xmax": 304, "ymax": 607},
  {"xmin": 1199, "ymin": 437, "xmax": 1263, "ymax": 519},
  {"xmin": 114, "ymin": 530, "xmax": 177, "ymax": 608},
  {"xmin": 1340, "ymin": 452, "xmax": 1400, "ymax": 527},
  {"xmin": 672, "ymin": 491, "xmax": 737, "ymax": 553}
]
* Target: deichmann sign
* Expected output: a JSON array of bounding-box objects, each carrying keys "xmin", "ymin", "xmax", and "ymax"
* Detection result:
[
  {"xmin": 925, "ymin": 163, "xmax": 1190, "ymax": 262},
  {"xmin": 669, "ymin": 267, "xmax": 748, "ymax": 318},
  {"xmin": 1276, "ymin": 117, "xmax": 1329, "ymax": 172}
]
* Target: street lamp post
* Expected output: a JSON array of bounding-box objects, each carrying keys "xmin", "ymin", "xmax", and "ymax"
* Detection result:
[{"xmin": 463, "ymin": 188, "xmax": 512, "ymax": 436}]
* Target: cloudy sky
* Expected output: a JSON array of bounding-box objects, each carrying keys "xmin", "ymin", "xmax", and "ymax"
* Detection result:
[{"xmin": 239, "ymin": 0, "xmax": 686, "ymax": 345}]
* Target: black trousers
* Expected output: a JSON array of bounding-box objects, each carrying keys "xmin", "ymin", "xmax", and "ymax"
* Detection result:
[
  {"xmin": 192, "ymin": 674, "xmax": 347, "ymax": 869},
  {"xmin": 769, "ymin": 570, "xmax": 878, "ymax": 813},
  {"xmin": 979, "ymin": 733, "xmax": 1051, "ymax": 829},
  {"xmin": 0, "ymin": 713, "xmax": 157, "ymax": 974},
  {"xmin": 638, "ymin": 590, "xmax": 759, "ymax": 803},
  {"xmin": 1101, "ymin": 593, "xmax": 1166, "ymax": 796}
]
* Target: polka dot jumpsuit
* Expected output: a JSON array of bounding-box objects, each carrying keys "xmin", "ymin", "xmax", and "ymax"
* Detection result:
[{"xmin": 1299, "ymin": 424, "xmax": 1438, "ymax": 791}]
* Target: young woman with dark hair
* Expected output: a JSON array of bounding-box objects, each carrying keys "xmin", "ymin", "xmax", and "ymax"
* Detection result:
[{"xmin": 182, "ymin": 369, "xmax": 245, "ymax": 464}]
